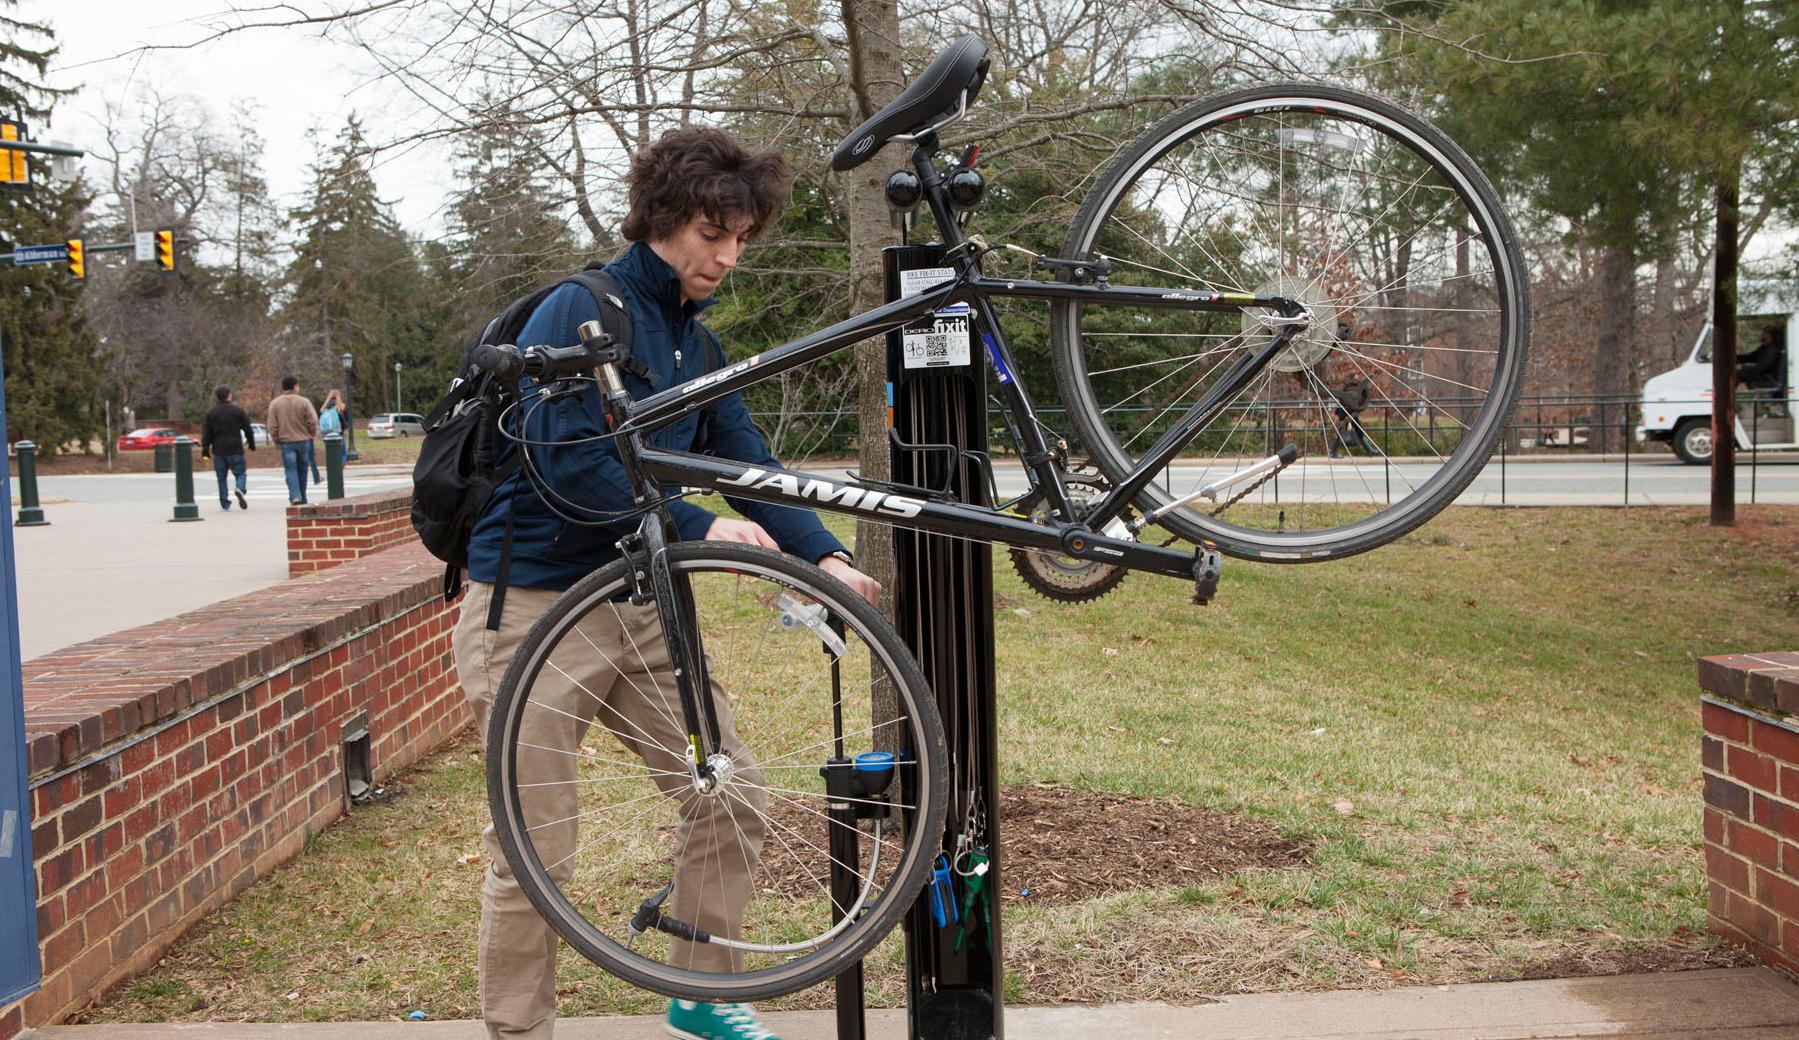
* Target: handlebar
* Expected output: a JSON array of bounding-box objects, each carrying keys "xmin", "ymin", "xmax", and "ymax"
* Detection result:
[{"xmin": 472, "ymin": 321, "xmax": 620, "ymax": 383}]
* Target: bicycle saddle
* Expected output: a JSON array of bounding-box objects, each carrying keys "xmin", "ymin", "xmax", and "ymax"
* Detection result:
[{"xmin": 829, "ymin": 36, "xmax": 989, "ymax": 171}]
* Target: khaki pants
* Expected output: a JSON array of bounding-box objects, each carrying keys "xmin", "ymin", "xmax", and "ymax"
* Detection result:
[{"xmin": 454, "ymin": 581, "xmax": 766, "ymax": 1039}]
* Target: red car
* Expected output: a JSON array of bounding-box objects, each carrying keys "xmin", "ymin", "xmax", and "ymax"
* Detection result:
[{"xmin": 117, "ymin": 427, "xmax": 179, "ymax": 451}]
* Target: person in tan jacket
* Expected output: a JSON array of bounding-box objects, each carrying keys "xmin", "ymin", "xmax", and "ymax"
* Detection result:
[{"xmin": 266, "ymin": 376, "xmax": 320, "ymax": 504}]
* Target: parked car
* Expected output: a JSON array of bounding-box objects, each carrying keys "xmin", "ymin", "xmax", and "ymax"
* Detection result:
[
  {"xmin": 117, "ymin": 427, "xmax": 178, "ymax": 451},
  {"xmin": 249, "ymin": 423, "xmax": 270, "ymax": 448},
  {"xmin": 366, "ymin": 412, "xmax": 426, "ymax": 438}
]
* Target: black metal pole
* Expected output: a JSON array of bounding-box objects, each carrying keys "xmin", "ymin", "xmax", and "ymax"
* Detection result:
[
  {"xmin": 13, "ymin": 442, "xmax": 46, "ymax": 526},
  {"xmin": 170, "ymin": 436, "xmax": 201, "ymax": 522},
  {"xmin": 325, "ymin": 434, "xmax": 346, "ymax": 500}
]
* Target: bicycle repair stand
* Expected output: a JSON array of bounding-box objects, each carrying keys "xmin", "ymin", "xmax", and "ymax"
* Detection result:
[{"xmin": 834, "ymin": 244, "xmax": 1003, "ymax": 1040}]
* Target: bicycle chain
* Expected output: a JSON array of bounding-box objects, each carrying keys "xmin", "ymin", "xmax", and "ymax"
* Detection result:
[{"xmin": 1209, "ymin": 454, "xmax": 1298, "ymax": 516}]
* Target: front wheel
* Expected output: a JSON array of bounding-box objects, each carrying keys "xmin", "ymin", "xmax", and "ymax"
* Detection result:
[
  {"xmin": 1052, "ymin": 84, "xmax": 1529, "ymax": 561},
  {"xmin": 1672, "ymin": 419, "xmax": 1713, "ymax": 465},
  {"xmin": 487, "ymin": 542, "xmax": 948, "ymax": 1002}
]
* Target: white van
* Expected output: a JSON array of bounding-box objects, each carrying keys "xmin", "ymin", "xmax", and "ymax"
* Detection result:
[{"xmin": 1637, "ymin": 282, "xmax": 1795, "ymax": 464}]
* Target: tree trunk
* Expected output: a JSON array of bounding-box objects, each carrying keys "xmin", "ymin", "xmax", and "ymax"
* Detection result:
[
  {"xmin": 1591, "ymin": 243, "xmax": 1633, "ymax": 454},
  {"xmin": 1711, "ymin": 174, "xmax": 1739, "ymax": 526},
  {"xmin": 841, "ymin": 0, "xmax": 903, "ymax": 600}
]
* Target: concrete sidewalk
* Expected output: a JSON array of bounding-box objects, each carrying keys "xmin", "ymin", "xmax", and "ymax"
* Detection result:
[
  {"xmin": 12, "ymin": 465, "xmax": 414, "ymax": 661},
  {"xmin": 27, "ymin": 968, "xmax": 1799, "ymax": 1040}
]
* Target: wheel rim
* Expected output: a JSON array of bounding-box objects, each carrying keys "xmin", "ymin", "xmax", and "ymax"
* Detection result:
[
  {"xmin": 1059, "ymin": 90, "xmax": 1525, "ymax": 559},
  {"xmin": 1684, "ymin": 425, "xmax": 1713, "ymax": 460},
  {"xmin": 491, "ymin": 550, "xmax": 942, "ymax": 1000}
]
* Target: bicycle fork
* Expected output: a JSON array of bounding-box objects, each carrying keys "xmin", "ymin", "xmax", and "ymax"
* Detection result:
[{"xmin": 619, "ymin": 521, "xmax": 726, "ymax": 792}]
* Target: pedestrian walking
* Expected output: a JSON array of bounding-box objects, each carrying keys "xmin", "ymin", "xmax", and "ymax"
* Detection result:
[
  {"xmin": 266, "ymin": 377, "xmax": 320, "ymax": 504},
  {"xmin": 199, "ymin": 386, "xmax": 256, "ymax": 510}
]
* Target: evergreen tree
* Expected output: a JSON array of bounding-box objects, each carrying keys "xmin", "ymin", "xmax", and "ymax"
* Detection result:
[
  {"xmin": 0, "ymin": 2, "xmax": 102, "ymax": 455},
  {"xmin": 282, "ymin": 116, "xmax": 433, "ymax": 411},
  {"xmin": 430, "ymin": 108, "xmax": 581, "ymax": 393}
]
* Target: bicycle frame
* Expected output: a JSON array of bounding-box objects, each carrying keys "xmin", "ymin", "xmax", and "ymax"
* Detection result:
[{"xmin": 602, "ymin": 137, "xmax": 1308, "ymax": 583}]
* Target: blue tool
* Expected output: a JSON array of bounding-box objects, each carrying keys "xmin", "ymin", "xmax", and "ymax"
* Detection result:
[{"xmin": 929, "ymin": 855, "xmax": 959, "ymax": 928}]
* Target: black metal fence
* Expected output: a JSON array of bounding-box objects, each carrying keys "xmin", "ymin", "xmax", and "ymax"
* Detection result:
[{"xmin": 756, "ymin": 392, "xmax": 1795, "ymax": 504}]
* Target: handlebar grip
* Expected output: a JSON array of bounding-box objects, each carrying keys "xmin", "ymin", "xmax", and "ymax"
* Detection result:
[{"xmin": 471, "ymin": 343, "xmax": 527, "ymax": 381}]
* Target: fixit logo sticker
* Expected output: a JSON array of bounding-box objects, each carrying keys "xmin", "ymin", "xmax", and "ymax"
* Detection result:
[{"xmin": 718, "ymin": 468, "xmax": 925, "ymax": 519}]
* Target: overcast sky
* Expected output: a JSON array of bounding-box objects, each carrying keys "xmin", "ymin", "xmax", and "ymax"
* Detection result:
[{"xmin": 19, "ymin": 0, "xmax": 452, "ymax": 239}]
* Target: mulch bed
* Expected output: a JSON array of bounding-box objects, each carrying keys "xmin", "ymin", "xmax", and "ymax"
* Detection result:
[
  {"xmin": 751, "ymin": 782, "xmax": 1308, "ymax": 902},
  {"xmin": 997, "ymin": 782, "xmax": 1310, "ymax": 903}
]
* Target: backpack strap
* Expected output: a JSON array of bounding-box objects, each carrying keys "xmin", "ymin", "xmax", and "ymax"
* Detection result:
[
  {"xmin": 571, "ymin": 264, "xmax": 649, "ymax": 386},
  {"xmin": 485, "ymin": 498, "xmax": 517, "ymax": 631}
]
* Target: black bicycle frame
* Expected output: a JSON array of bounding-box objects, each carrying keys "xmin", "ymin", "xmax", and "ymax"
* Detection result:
[{"xmin": 602, "ymin": 136, "xmax": 1307, "ymax": 582}]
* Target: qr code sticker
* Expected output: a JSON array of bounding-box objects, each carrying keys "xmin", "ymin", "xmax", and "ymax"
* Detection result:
[{"xmin": 924, "ymin": 334, "xmax": 949, "ymax": 359}]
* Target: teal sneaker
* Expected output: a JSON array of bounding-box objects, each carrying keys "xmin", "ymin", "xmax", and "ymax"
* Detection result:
[{"xmin": 666, "ymin": 1000, "xmax": 781, "ymax": 1040}]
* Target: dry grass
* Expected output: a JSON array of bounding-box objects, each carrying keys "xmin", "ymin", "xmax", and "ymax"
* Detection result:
[{"xmin": 71, "ymin": 504, "xmax": 1795, "ymax": 1023}]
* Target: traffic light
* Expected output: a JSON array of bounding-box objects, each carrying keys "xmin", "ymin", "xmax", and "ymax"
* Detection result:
[
  {"xmin": 0, "ymin": 120, "xmax": 29, "ymax": 189},
  {"xmin": 154, "ymin": 228, "xmax": 175, "ymax": 271},
  {"xmin": 66, "ymin": 237, "xmax": 83, "ymax": 281}
]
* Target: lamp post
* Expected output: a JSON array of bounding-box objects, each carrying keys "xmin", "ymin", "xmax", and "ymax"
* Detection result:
[
  {"xmin": 340, "ymin": 352, "xmax": 360, "ymax": 461},
  {"xmin": 394, "ymin": 361, "xmax": 403, "ymax": 414}
]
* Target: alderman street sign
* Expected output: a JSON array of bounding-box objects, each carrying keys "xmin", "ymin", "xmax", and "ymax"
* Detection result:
[{"xmin": 12, "ymin": 244, "xmax": 68, "ymax": 265}]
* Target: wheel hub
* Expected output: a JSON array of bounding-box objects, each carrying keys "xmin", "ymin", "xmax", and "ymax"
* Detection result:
[{"xmin": 1245, "ymin": 274, "xmax": 1338, "ymax": 373}]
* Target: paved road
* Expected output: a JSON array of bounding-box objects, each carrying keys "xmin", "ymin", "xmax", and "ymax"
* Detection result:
[
  {"xmin": 12, "ymin": 466, "xmax": 415, "ymax": 663},
  {"xmin": 31, "ymin": 456, "xmax": 1799, "ymax": 509},
  {"xmin": 807, "ymin": 455, "xmax": 1799, "ymax": 507},
  {"xmin": 30, "ymin": 466, "xmax": 414, "ymax": 505}
]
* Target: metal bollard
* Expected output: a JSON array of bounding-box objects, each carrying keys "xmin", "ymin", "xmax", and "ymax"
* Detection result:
[
  {"xmin": 13, "ymin": 440, "xmax": 48, "ymax": 526},
  {"xmin": 324, "ymin": 433, "xmax": 345, "ymax": 500},
  {"xmin": 170, "ymin": 436, "xmax": 202, "ymax": 522}
]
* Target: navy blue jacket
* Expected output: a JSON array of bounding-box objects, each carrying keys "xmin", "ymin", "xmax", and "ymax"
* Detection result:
[{"xmin": 465, "ymin": 242, "xmax": 846, "ymax": 590}]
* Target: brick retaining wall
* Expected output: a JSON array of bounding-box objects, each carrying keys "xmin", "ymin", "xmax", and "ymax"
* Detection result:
[
  {"xmin": 1700, "ymin": 651, "xmax": 1799, "ymax": 976},
  {"xmin": 286, "ymin": 490, "xmax": 417, "ymax": 577},
  {"xmin": 1, "ymin": 490, "xmax": 466, "ymax": 1036}
]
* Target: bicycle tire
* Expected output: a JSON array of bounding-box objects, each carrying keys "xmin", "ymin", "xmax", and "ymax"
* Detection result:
[
  {"xmin": 487, "ymin": 542, "xmax": 948, "ymax": 1001},
  {"xmin": 1052, "ymin": 83, "xmax": 1529, "ymax": 561}
]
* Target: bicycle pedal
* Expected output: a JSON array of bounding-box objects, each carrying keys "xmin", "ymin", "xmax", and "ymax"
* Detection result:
[{"xmin": 1191, "ymin": 544, "xmax": 1223, "ymax": 605}]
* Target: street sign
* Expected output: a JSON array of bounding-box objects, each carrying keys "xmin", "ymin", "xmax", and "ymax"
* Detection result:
[
  {"xmin": 134, "ymin": 231, "xmax": 153, "ymax": 262},
  {"xmin": 11, "ymin": 244, "xmax": 68, "ymax": 265}
]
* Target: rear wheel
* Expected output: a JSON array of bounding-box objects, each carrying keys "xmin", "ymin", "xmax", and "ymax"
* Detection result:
[
  {"xmin": 487, "ymin": 542, "xmax": 948, "ymax": 1001},
  {"xmin": 1052, "ymin": 84, "xmax": 1529, "ymax": 561}
]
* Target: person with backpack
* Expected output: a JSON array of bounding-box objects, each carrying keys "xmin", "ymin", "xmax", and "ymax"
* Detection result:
[
  {"xmin": 450, "ymin": 126, "xmax": 877, "ymax": 1040},
  {"xmin": 319, "ymin": 388, "xmax": 346, "ymax": 437}
]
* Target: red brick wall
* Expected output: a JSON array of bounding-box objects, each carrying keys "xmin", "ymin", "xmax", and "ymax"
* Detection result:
[
  {"xmin": 287, "ymin": 489, "xmax": 418, "ymax": 577},
  {"xmin": 3, "ymin": 540, "xmax": 468, "ymax": 1033},
  {"xmin": 1700, "ymin": 651, "xmax": 1799, "ymax": 976}
]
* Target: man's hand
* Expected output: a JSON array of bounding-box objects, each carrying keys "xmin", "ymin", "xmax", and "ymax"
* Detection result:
[
  {"xmin": 818, "ymin": 555, "xmax": 881, "ymax": 607},
  {"xmin": 706, "ymin": 516, "xmax": 778, "ymax": 549}
]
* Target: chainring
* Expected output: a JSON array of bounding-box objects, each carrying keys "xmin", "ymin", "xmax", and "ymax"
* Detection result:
[{"xmin": 1008, "ymin": 475, "xmax": 1128, "ymax": 603}]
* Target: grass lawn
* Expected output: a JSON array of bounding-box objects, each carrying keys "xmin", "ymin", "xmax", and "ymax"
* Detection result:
[{"xmin": 73, "ymin": 504, "xmax": 1797, "ymax": 1023}]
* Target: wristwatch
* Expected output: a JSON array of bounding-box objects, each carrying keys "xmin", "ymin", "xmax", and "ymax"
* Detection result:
[{"xmin": 822, "ymin": 550, "xmax": 854, "ymax": 567}]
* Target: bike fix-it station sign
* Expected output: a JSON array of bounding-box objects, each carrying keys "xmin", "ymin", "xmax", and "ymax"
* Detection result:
[{"xmin": 898, "ymin": 267, "xmax": 971, "ymax": 370}]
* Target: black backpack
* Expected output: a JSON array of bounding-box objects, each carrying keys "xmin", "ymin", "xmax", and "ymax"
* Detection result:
[{"xmin": 411, "ymin": 264, "xmax": 636, "ymax": 622}]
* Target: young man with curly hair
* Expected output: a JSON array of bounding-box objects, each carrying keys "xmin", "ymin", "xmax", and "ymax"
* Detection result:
[{"xmin": 453, "ymin": 126, "xmax": 878, "ymax": 1040}]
